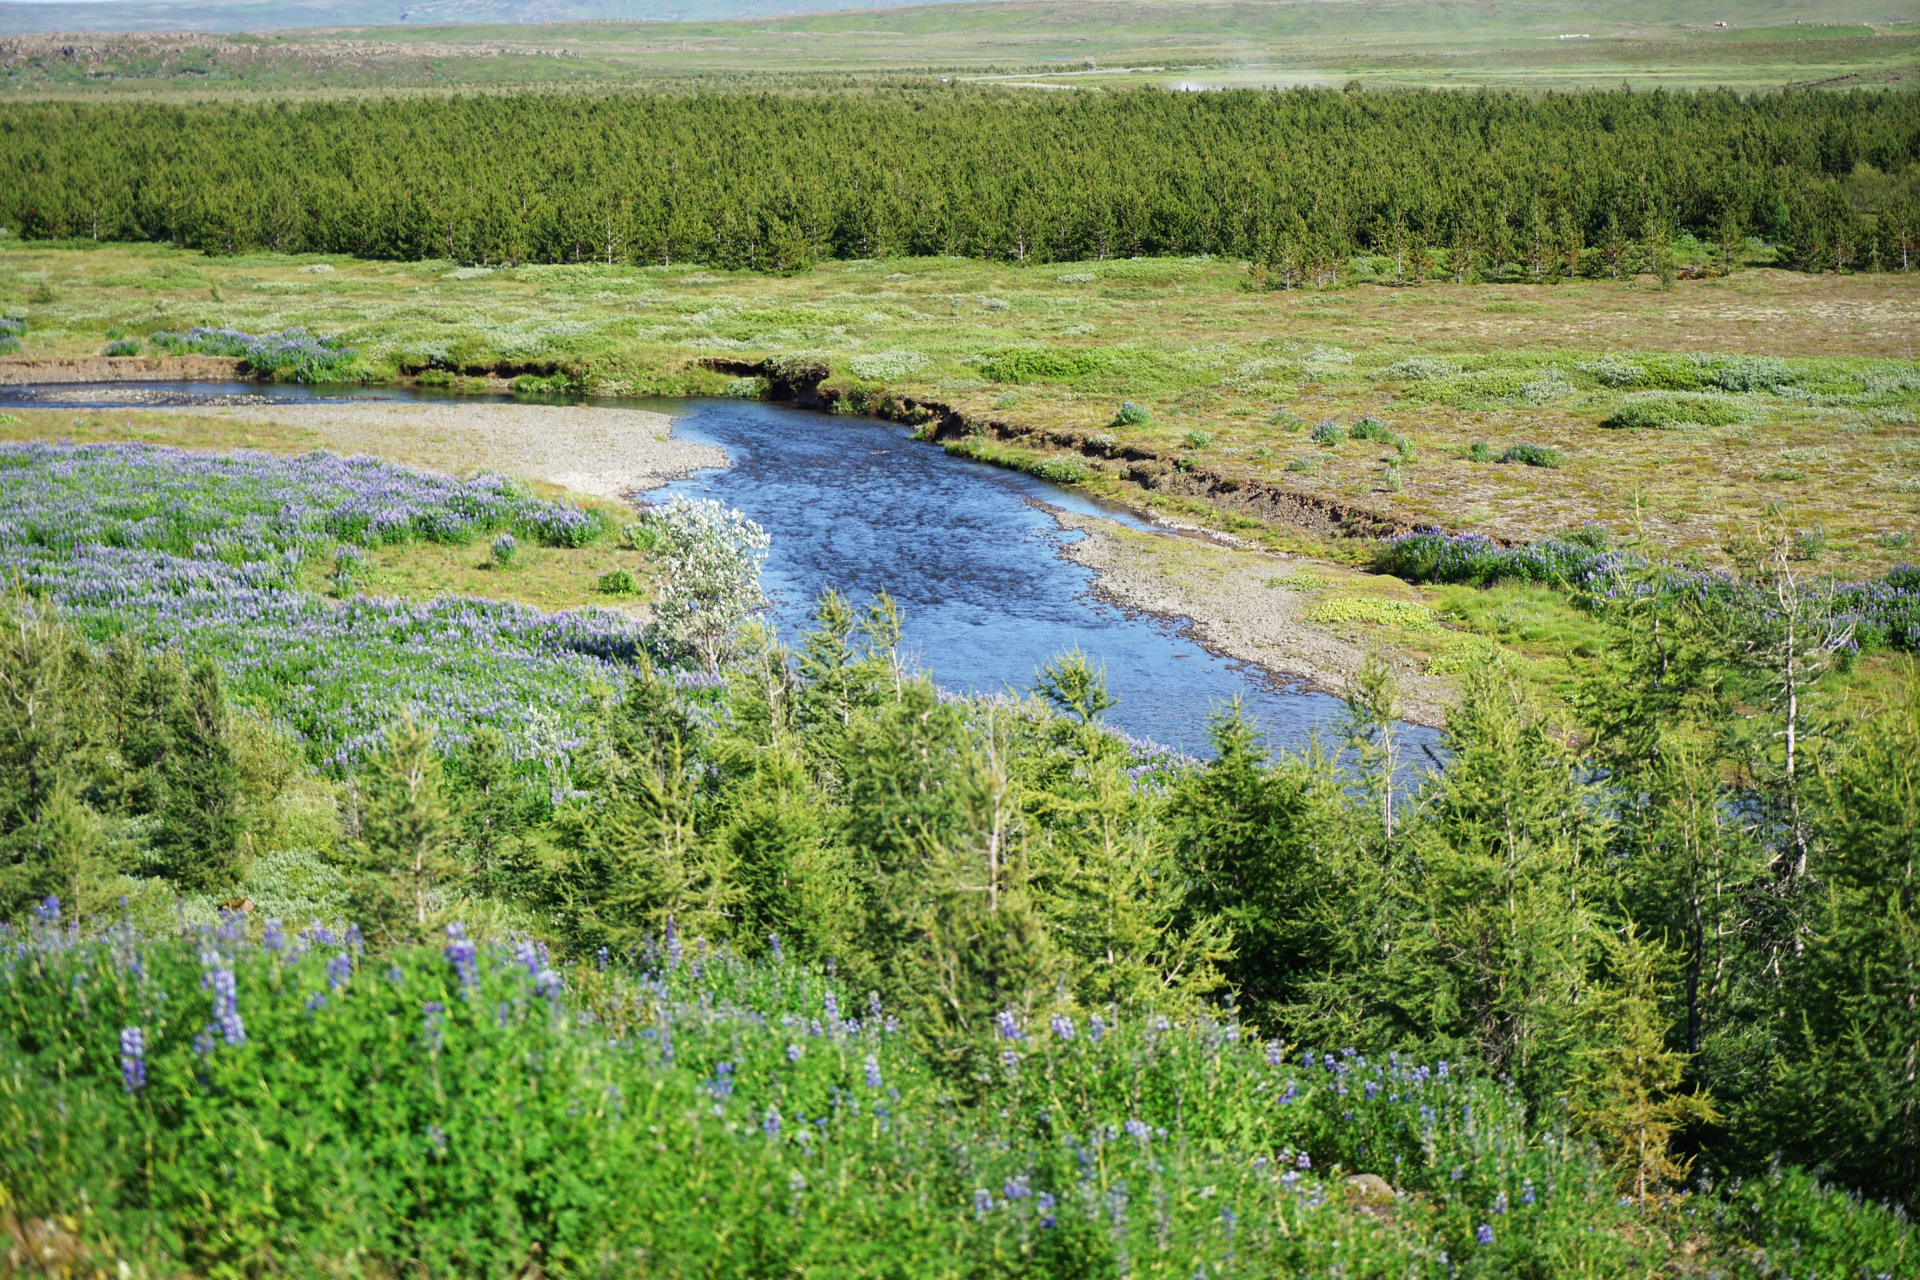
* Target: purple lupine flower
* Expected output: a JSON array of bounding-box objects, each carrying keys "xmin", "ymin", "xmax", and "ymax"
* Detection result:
[
  {"xmin": 823, "ymin": 990, "xmax": 839, "ymax": 1021},
  {"xmin": 1492, "ymin": 1192, "xmax": 1509, "ymax": 1216},
  {"xmin": 1003, "ymin": 1176, "xmax": 1031, "ymax": 1201},
  {"xmin": 767, "ymin": 933, "xmax": 783, "ymax": 960},
  {"xmin": 786, "ymin": 1044, "xmax": 803, "ymax": 1064},
  {"xmin": 422, "ymin": 1000, "xmax": 446, "ymax": 1051},
  {"xmin": 1001, "ymin": 1049, "xmax": 1021, "ymax": 1072},
  {"xmin": 867, "ymin": 991, "xmax": 882, "ymax": 1018},
  {"xmin": 1296, "ymin": 1152, "xmax": 1311, "ymax": 1169},
  {"xmin": 995, "ymin": 1009, "xmax": 1023, "ymax": 1041},
  {"xmin": 864, "ymin": 1055, "xmax": 883, "ymax": 1090},
  {"xmin": 32, "ymin": 896, "xmax": 59, "ymax": 924},
  {"xmin": 262, "ymin": 919, "xmax": 286, "ymax": 953},
  {"xmin": 972, "ymin": 1189, "xmax": 994, "ymax": 1216},
  {"xmin": 306, "ymin": 991, "xmax": 327, "ymax": 1014},
  {"xmin": 1124, "ymin": 1118, "xmax": 1150, "ymax": 1142},
  {"xmin": 1521, "ymin": 1180, "xmax": 1536, "ymax": 1206},
  {"xmin": 1265, "ymin": 1040, "xmax": 1283, "ymax": 1066},
  {"xmin": 444, "ymin": 924, "xmax": 477, "ymax": 991},
  {"xmin": 202, "ymin": 953, "xmax": 245, "ymax": 1046},
  {"xmin": 762, "ymin": 1106, "xmax": 782, "ymax": 1137},
  {"xmin": 664, "ymin": 918, "xmax": 682, "ymax": 967},
  {"xmin": 1477, "ymin": 1224, "xmax": 1495, "ymax": 1246},
  {"xmin": 1049, "ymin": 1014, "xmax": 1075, "ymax": 1042},
  {"xmin": 1036, "ymin": 1192, "xmax": 1057, "ymax": 1228},
  {"xmin": 1365, "ymin": 1080, "xmax": 1379, "ymax": 1101},
  {"xmin": 1088, "ymin": 1014, "xmax": 1106, "ymax": 1043},
  {"xmin": 326, "ymin": 952, "xmax": 353, "ymax": 990},
  {"xmin": 119, "ymin": 1026, "xmax": 146, "ymax": 1094},
  {"xmin": 595, "ymin": 947, "xmax": 609, "ymax": 971}
]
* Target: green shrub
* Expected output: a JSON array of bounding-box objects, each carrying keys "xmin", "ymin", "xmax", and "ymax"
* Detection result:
[
  {"xmin": 1601, "ymin": 393, "xmax": 1747, "ymax": 430},
  {"xmin": 1111, "ymin": 400, "xmax": 1151, "ymax": 427},
  {"xmin": 1287, "ymin": 456, "xmax": 1321, "ymax": 474},
  {"xmin": 1500, "ymin": 443, "xmax": 1567, "ymax": 469},
  {"xmin": 103, "ymin": 338, "xmax": 141, "ymax": 357},
  {"xmin": 1034, "ymin": 456, "xmax": 1091, "ymax": 485},
  {"xmin": 1307, "ymin": 596, "xmax": 1440, "ymax": 630},
  {"xmin": 490, "ymin": 533, "xmax": 517, "ymax": 566},
  {"xmin": 979, "ymin": 348, "xmax": 1114, "ymax": 384},
  {"xmin": 1576, "ymin": 356, "xmax": 1646, "ymax": 388},
  {"xmin": 1385, "ymin": 356, "xmax": 1461, "ymax": 381},
  {"xmin": 1182, "ymin": 429, "xmax": 1212, "ymax": 449},
  {"xmin": 1350, "ymin": 417, "xmax": 1395, "ymax": 444},
  {"xmin": 848, "ymin": 351, "xmax": 929, "ymax": 381},
  {"xmin": 723, "ymin": 376, "xmax": 768, "ymax": 398},
  {"xmin": 1468, "ymin": 441, "xmax": 1496, "ymax": 462},
  {"xmin": 1705, "ymin": 355, "xmax": 1796, "ymax": 393},
  {"xmin": 1310, "ymin": 419, "xmax": 1344, "ymax": 446},
  {"xmin": 598, "ymin": 567, "xmax": 638, "ymax": 594}
]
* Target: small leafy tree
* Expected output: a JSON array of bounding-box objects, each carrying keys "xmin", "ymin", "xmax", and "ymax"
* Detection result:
[{"xmin": 631, "ymin": 498, "xmax": 770, "ymax": 672}]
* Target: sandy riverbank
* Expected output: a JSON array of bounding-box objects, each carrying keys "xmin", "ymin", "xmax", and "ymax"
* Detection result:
[
  {"xmin": 1055, "ymin": 512, "xmax": 1455, "ymax": 727},
  {"xmin": 148, "ymin": 400, "xmax": 723, "ymax": 502}
]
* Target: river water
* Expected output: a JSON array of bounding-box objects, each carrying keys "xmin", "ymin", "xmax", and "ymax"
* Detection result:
[{"xmin": 1, "ymin": 382, "xmax": 1439, "ymax": 759}]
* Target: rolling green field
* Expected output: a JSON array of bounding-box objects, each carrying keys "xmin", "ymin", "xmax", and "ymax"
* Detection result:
[{"xmin": 1, "ymin": 0, "xmax": 1914, "ymax": 95}]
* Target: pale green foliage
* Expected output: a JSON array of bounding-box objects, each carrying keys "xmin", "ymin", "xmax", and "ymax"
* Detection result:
[{"xmin": 632, "ymin": 497, "xmax": 771, "ymax": 671}]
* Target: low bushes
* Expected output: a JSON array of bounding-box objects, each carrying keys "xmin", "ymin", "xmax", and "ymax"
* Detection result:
[{"xmin": 1601, "ymin": 392, "xmax": 1747, "ymax": 430}]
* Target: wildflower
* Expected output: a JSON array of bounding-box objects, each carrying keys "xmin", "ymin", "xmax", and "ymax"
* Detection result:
[
  {"xmin": 868, "ymin": 991, "xmax": 883, "ymax": 1018},
  {"xmin": 762, "ymin": 1106, "xmax": 782, "ymax": 1137},
  {"xmin": 1492, "ymin": 1192, "xmax": 1509, "ymax": 1215},
  {"xmin": 326, "ymin": 952, "xmax": 353, "ymax": 990},
  {"xmin": 768, "ymin": 933, "xmax": 783, "ymax": 960},
  {"xmin": 1003, "ymin": 1175, "xmax": 1031, "ymax": 1200},
  {"xmin": 1124, "ymin": 1118, "xmax": 1151, "ymax": 1142},
  {"xmin": 788, "ymin": 1172, "xmax": 806, "ymax": 1192},
  {"xmin": 973, "ymin": 1189, "xmax": 994, "ymax": 1216},
  {"xmin": 1265, "ymin": 1039, "xmax": 1283, "ymax": 1066},
  {"xmin": 1001, "ymin": 1049, "xmax": 1021, "ymax": 1072},
  {"xmin": 263, "ymin": 919, "xmax": 286, "ymax": 953},
  {"xmin": 595, "ymin": 946, "xmax": 609, "ymax": 971},
  {"xmin": 426, "ymin": 1125, "xmax": 448, "ymax": 1154},
  {"xmin": 1521, "ymin": 1180, "xmax": 1536, "ymax": 1206},
  {"xmin": 864, "ymin": 1055, "xmax": 883, "ymax": 1090},
  {"xmin": 32, "ymin": 896, "xmax": 59, "ymax": 924},
  {"xmin": 306, "ymin": 991, "xmax": 327, "ymax": 1014},
  {"xmin": 1296, "ymin": 1153, "xmax": 1311, "ymax": 1169},
  {"xmin": 1365, "ymin": 1080, "xmax": 1379, "ymax": 1101},
  {"xmin": 1088, "ymin": 1014, "xmax": 1106, "ymax": 1043},
  {"xmin": 1036, "ymin": 1192, "xmax": 1058, "ymax": 1229},
  {"xmin": 202, "ymin": 954, "xmax": 245, "ymax": 1047},
  {"xmin": 665, "ymin": 918, "xmax": 682, "ymax": 967},
  {"xmin": 423, "ymin": 1000, "xmax": 447, "ymax": 1051},
  {"xmin": 119, "ymin": 1026, "xmax": 145, "ymax": 1094},
  {"xmin": 787, "ymin": 1043, "xmax": 804, "ymax": 1064},
  {"xmin": 995, "ymin": 1009, "xmax": 1024, "ymax": 1041},
  {"xmin": 1050, "ymin": 1013, "xmax": 1075, "ymax": 1041},
  {"xmin": 823, "ymin": 990, "xmax": 839, "ymax": 1021},
  {"xmin": 444, "ymin": 924, "xmax": 477, "ymax": 991},
  {"xmin": 1476, "ymin": 1223, "xmax": 1495, "ymax": 1246}
]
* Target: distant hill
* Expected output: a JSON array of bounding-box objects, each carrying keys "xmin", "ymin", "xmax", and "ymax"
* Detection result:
[{"xmin": 0, "ymin": 0, "xmax": 943, "ymax": 34}]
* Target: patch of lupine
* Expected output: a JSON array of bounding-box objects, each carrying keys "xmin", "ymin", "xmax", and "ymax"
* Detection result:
[
  {"xmin": 0, "ymin": 442, "xmax": 634, "ymax": 765},
  {"xmin": 1, "ymin": 904, "xmax": 1911, "ymax": 1277},
  {"xmin": 148, "ymin": 326, "xmax": 361, "ymax": 382},
  {"xmin": 1380, "ymin": 530, "xmax": 1920, "ymax": 653}
]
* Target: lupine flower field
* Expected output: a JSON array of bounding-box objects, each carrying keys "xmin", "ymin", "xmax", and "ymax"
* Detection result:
[
  {"xmin": 5, "ymin": 901, "xmax": 1912, "ymax": 1278},
  {"xmin": 0, "ymin": 442, "xmax": 632, "ymax": 767}
]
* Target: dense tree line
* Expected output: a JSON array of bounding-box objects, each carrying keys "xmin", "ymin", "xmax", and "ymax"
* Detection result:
[{"xmin": 1, "ymin": 86, "xmax": 1916, "ymax": 272}]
